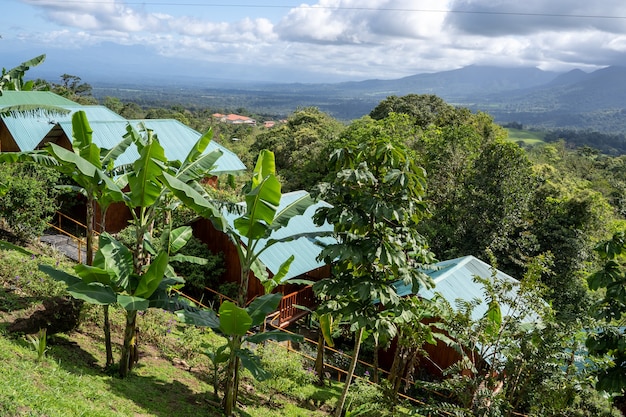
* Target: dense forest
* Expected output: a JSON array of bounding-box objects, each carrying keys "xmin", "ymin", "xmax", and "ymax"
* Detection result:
[{"xmin": 2, "ymin": 57, "xmax": 626, "ymax": 417}]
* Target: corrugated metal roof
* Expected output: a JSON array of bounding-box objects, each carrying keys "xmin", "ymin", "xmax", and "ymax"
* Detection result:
[
  {"xmin": 393, "ymin": 255, "xmax": 521, "ymax": 321},
  {"xmin": 224, "ymin": 190, "xmax": 336, "ymax": 281},
  {"xmin": 0, "ymin": 91, "xmax": 77, "ymax": 107},
  {"xmin": 0, "ymin": 92, "xmax": 245, "ymax": 175},
  {"xmin": 56, "ymin": 119, "xmax": 246, "ymax": 174},
  {"xmin": 132, "ymin": 119, "xmax": 246, "ymax": 174},
  {"xmin": 2, "ymin": 105, "xmax": 127, "ymax": 150}
]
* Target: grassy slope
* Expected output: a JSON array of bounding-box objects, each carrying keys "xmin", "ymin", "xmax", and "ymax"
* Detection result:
[
  {"xmin": 0, "ymin": 242, "xmax": 338, "ymax": 417},
  {"xmin": 506, "ymin": 128, "xmax": 547, "ymax": 145}
]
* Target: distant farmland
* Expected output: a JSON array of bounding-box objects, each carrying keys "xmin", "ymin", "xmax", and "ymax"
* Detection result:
[{"xmin": 506, "ymin": 128, "xmax": 546, "ymax": 145}]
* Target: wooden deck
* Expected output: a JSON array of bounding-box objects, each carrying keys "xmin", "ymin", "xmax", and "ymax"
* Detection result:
[{"xmin": 275, "ymin": 285, "xmax": 316, "ymax": 328}]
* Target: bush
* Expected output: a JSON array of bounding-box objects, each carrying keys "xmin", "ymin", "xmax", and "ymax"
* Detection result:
[
  {"xmin": 171, "ymin": 236, "xmax": 224, "ymax": 291},
  {"xmin": 0, "ymin": 162, "xmax": 59, "ymax": 241},
  {"xmin": 255, "ymin": 343, "xmax": 316, "ymax": 401}
]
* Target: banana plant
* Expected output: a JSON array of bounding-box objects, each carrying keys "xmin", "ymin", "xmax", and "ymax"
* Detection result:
[
  {"xmin": 164, "ymin": 149, "xmax": 317, "ymax": 415},
  {"xmin": 40, "ymin": 119, "xmax": 226, "ymax": 377},
  {"xmin": 44, "ymin": 110, "xmax": 130, "ymax": 366},
  {"xmin": 177, "ymin": 292, "xmax": 303, "ymax": 411}
]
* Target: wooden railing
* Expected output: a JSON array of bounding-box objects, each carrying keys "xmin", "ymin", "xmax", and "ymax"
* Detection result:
[
  {"xmin": 277, "ymin": 285, "xmax": 316, "ymax": 327},
  {"xmin": 46, "ymin": 211, "xmax": 98, "ymax": 264}
]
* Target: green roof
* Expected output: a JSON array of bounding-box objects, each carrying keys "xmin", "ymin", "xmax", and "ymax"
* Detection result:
[
  {"xmin": 0, "ymin": 92, "xmax": 246, "ymax": 175},
  {"xmin": 0, "ymin": 91, "xmax": 77, "ymax": 108}
]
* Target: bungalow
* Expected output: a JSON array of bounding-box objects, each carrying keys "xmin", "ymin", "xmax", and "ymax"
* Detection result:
[{"xmin": 0, "ymin": 91, "xmax": 247, "ymax": 233}]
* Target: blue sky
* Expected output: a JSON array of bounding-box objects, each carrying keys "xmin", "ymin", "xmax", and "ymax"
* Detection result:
[{"xmin": 2, "ymin": 0, "xmax": 626, "ymax": 84}]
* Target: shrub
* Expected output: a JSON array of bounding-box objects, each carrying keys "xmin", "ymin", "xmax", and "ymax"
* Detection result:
[
  {"xmin": 171, "ymin": 236, "xmax": 224, "ymax": 291},
  {"xmin": 255, "ymin": 343, "xmax": 316, "ymax": 401},
  {"xmin": 0, "ymin": 162, "xmax": 59, "ymax": 241}
]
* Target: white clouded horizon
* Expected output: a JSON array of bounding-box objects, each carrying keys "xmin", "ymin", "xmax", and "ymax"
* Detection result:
[{"xmin": 5, "ymin": 0, "xmax": 626, "ymax": 82}]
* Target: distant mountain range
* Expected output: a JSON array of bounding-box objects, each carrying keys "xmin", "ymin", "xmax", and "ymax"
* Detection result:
[{"xmin": 93, "ymin": 64, "xmax": 626, "ymax": 134}]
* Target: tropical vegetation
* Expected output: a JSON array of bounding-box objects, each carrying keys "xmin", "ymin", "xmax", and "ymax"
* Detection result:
[{"xmin": 0, "ymin": 56, "xmax": 626, "ymax": 416}]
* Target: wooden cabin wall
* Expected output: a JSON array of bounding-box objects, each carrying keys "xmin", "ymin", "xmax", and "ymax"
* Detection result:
[{"xmin": 0, "ymin": 121, "xmax": 21, "ymax": 152}]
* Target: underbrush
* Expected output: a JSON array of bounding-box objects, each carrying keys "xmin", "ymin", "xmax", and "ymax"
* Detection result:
[{"xmin": 0, "ymin": 242, "xmax": 341, "ymax": 416}]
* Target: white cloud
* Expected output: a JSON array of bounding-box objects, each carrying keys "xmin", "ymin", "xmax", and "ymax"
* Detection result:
[{"xmin": 11, "ymin": 0, "xmax": 626, "ymax": 81}]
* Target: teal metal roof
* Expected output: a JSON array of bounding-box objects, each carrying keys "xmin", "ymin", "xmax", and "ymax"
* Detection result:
[
  {"xmin": 224, "ymin": 190, "xmax": 336, "ymax": 281},
  {"xmin": 393, "ymin": 256, "xmax": 521, "ymax": 321},
  {"xmin": 1, "ymin": 92, "xmax": 245, "ymax": 175},
  {"xmin": 56, "ymin": 119, "xmax": 246, "ymax": 174},
  {"xmin": 0, "ymin": 91, "xmax": 77, "ymax": 107},
  {"xmin": 132, "ymin": 120, "xmax": 246, "ymax": 174},
  {"xmin": 2, "ymin": 105, "xmax": 126, "ymax": 150}
]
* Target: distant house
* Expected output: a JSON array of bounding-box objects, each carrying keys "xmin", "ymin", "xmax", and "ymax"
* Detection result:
[
  {"xmin": 192, "ymin": 190, "xmax": 336, "ymax": 325},
  {"xmin": 263, "ymin": 121, "xmax": 276, "ymax": 128},
  {"xmin": 0, "ymin": 91, "xmax": 247, "ymax": 233},
  {"xmin": 212, "ymin": 113, "xmax": 257, "ymax": 126}
]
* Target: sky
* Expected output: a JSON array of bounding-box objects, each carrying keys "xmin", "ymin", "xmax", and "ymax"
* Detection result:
[{"xmin": 2, "ymin": 0, "xmax": 626, "ymax": 84}]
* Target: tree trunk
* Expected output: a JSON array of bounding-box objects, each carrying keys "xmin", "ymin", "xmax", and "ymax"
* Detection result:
[
  {"xmin": 335, "ymin": 327, "xmax": 364, "ymax": 417},
  {"xmin": 119, "ymin": 310, "xmax": 138, "ymax": 378},
  {"xmin": 86, "ymin": 196, "xmax": 94, "ymax": 265},
  {"xmin": 104, "ymin": 305, "xmax": 113, "ymax": 367},
  {"xmin": 373, "ymin": 338, "xmax": 379, "ymax": 384},
  {"xmin": 223, "ymin": 337, "xmax": 241, "ymax": 416},
  {"xmin": 315, "ymin": 331, "xmax": 326, "ymax": 385}
]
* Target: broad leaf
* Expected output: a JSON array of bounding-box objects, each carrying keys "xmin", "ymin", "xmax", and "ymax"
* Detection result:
[
  {"xmin": 236, "ymin": 348, "xmax": 271, "ymax": 381},
  {"xmin": 184, "ymin": 127, "xmax": 213, "ymax": 163},
  {"xmin": 128, "ymin": 126, "xmax": 167, "ymax": 208},
  {"xmin": 47, "ymin": 143, "xmax": 98, "ymax": 179},
  {"xmin": 94, "ymin": 233, "xmax": 133, "ymax": 291},
  {"xmin": 67, "ymin": 282, "xmax": 117, "ymax": 305},
  {"xmin": 117, "ymin": 295, "xmax": 149, "ymax": 311},
  {"xmin": 169, "ymin": 254, "xmax": 208, "ymax": 265},
  {"xmin": 319, "ymin": 313, "xmax": 335, "ymax": 347},
  {"xmin": 38, "ymin": 264, "xmax": 81, "ymax": 287},
  {"xmin": 177, "ymin": 149, "xmax": 222, "ymax": 183},
  {"xmin": 272, "ymin": 255, "xmax": 294, "ymax": 284},
  {"xmin": 166, "ymin": 226, "xmax": 193, "ymax": 254},
  {"xmin": 100, "ymin": 134, "xmax": 133, "ymax": 169},
  {"xmin": 219, "ymin": 301, "xmax": 252, "ymax": 336},
  {"xmin": 271, "ymin": 193, "xmax": 313, "ymax": 230},
  {"xmin": 247, "ymin": 293, "xmax": 282, "ymax": 326},
  {"xmin": 74, "ymin": 264, "xmax": 113, "ymax": 285},
  {"xmin": 161, "ymin": 172, "xmax": 227, "ymax": 232},
  {"xmin": 484, "ymin": 300, "xmax": 502, "ymax": 338},
  {"xmin": 72, "ymin": 111, "xmax": 101, "ymax": 167},
  {"xmin": 134, "ymin": 251, "xmax": 169, "ymax": 299},
  {"xmin": 176, "ymin": 307, "xmax": 221, "ymax": 329}
]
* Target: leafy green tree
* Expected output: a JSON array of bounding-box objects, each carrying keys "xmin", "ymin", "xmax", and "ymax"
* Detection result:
[
  {"xmin": 41, "ymin": 122, "xmax": 226, "ymax": 377},
  {"xmin": 42, "ymin": 110, "xmax": 130, "ymax": 365},
  {"xmin": 251, "ymin": 107, "xmax": 344, "ymax": 192},
  {"xmin": 587, "ymin": 231, "xmax": 626, "ymax": 395},
  {"xmin": 369, "ymin": 94, "xmax": 472, "ymax": 129},
  {"xmin": 313, "ymin": 116, "xmax": 435, "ymax": 417},
  {"xmin": 51, "ymin": 74, "xmax": 96, "ymax": 104}
]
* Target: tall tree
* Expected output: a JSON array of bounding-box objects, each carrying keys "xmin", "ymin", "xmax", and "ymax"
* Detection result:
[
  {"xmin": 251, "ymin": 107, "xmax": 344, "ymax": 192},
  {"xmin": 313, "ymin": 115, "xmax": 435, "ymax": 417}
]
